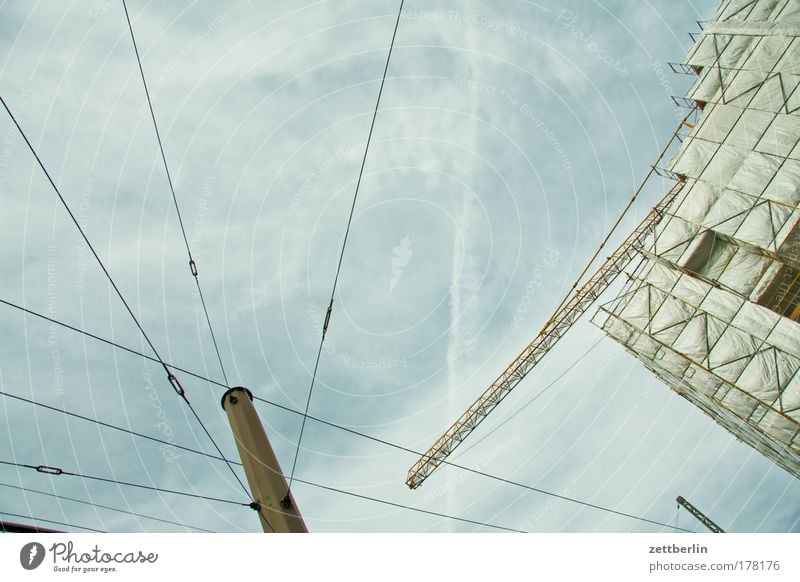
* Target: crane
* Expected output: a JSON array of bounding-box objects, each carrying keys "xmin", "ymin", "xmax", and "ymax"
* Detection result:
[
  {"xmin": 676, "ymin": 496, "xmax": 725, "ymax": 533},
  {"xmin": 406, "ymin": 108, "xmax": 698, "ymax": 490}
]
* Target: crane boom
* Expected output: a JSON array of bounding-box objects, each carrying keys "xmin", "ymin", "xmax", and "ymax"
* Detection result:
[
  {"xmin": 676, "ymin": 496, "xmax": 725, "ymax": 533},
  {"xmin": 406, "ymin": 175, "xmax": 688, "ymax": 489}
]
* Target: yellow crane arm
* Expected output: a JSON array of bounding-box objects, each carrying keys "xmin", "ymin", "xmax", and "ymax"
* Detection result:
[{"xmin": 406, "ymin": 175, "xmax": 687, "ymax": 489}]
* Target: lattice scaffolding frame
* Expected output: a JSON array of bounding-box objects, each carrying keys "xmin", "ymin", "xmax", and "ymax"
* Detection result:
[{"xmin": 593, "ymin": 0, "xmax": 800, "ymax": 478}]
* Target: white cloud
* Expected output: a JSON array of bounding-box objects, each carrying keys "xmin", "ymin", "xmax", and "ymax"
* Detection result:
[{"xmin": 0, "ymin": 0, "xmax": 797, "ymax": 535}]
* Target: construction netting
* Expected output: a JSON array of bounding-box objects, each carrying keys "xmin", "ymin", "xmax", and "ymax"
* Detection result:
[{"xmin": 594, "ymin": 0, "xmax": 800, "ymax": 477}]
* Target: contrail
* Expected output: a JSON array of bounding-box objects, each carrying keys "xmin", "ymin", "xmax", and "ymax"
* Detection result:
[{"xmin": 445, "ymin": 0, "xmax": 483, "ymax": 526}]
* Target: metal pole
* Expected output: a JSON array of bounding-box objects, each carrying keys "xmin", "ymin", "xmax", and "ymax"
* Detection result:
[{"xmin": 221, "ymin": 387, "xmax": 307, "ymax": 533}]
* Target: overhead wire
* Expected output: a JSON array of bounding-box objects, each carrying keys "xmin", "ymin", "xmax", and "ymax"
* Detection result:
[
  {"xmin": 455, "ymin": 336, "xmax": 605, "ymax": 459},
  {"xmin": 546, "ymin": 106, "xmax": 697, "ymax": 319},
  {"xmin": 0, "ymin": 303, "xmax": 689, "ymax": 532},
  {"xmin": 0, "ymin": 482, "xmax": 216, "ymax": 532},
  {"xmin": 0, "ymin": 94, "xmax": 167, "ymax": 373},
  {"xmin": 1, "ymin": 386, "xmax": 518, "ymax": 532},
  {"xmin": 181, "ymin": 397, "xmax": 250, "ymax": 495},
  {"xmin": 120, "ymin": 0, "xmax": 247, "ymax": 500},
  {"xmin": 285, "ymin": 0, "xmax": 406, "ymax": 500},
  {"xmin": 0, "ymin": 94, "xmax": 248, "ymax": 499},
  {"xmin": 289, "ymin": 475, "xmax": 524, "ymax": 533},
  {"xmin": 0, "ymin": 389, "xmax": 231, "ymax": 465},
  {"xmin": 0, "ymin": 390, "xmax": 511, "ymax": 533},
  {"xmin": 0, "ymin": 2, "xmax": 706, "ymax": 537},
  {"xmin": 0, "ymin": 298, "xmax": 223, "ymax": 390},
  {"xmin": 0, "ymin": 510, "xmax": 105, "ymax": 533},
  {"xmin": 121, "ymin": 0, "xmax": 230, "ymax": 388},
  {"xmin": 252, "ymin": 396, "xmax": 692, "ymax": 533},
  {"xmin": 0, "ymin": 460, "xmax": 249, "ymax": 508},
  {"xmin": 0, "ymin": 459, "xmax": 517, "ymax": 533}
]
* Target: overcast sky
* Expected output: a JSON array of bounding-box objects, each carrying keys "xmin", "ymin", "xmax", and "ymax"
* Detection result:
[{"xmin": 1, "ymin": 0, "xmax": 798, "ymax": 533}]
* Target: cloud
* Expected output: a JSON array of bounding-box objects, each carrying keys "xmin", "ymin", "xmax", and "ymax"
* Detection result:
[{"xmin": 0, "ymin": 0, "xmax": 797, "ymax": 534}]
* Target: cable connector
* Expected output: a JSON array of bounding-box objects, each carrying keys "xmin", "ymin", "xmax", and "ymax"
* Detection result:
[
  {"xmin": 189, "ymin": 259, "xmax": 198, "ymax": 277},
  {"xmin": 168, "ymin": 374, "xmax": 185, "ymax": 396},
  {"xmin": 36, "ymin": 465, "xmax": 63, "ymax": 475},
  {"xmin": 322, "ymin": 302, "xmax": 333, "ymax": 338}
]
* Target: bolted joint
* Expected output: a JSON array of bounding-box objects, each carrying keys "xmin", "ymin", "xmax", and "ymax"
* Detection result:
[{"xmin": 220, "ymin": 386, "xmax": 254, "ymax": 410}]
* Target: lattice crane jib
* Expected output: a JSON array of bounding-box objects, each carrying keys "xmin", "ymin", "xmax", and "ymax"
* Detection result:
[{"xmin": 406, "ymin": 108, "xmax": 699, "ymax": 490}]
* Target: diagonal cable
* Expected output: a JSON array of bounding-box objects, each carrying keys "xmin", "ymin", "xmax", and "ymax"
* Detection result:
[
  {"xmin": 121, "ymin": 0, "xmax": 229, "ymax": 388},
  {"xmin": 0, "ymin": 481, "xmax": 216, "ymax": 532},
  {"xmin": 253, "ymin": 396, "xmax": 693, "ymax": 533},
  {"xmin": 0, "ymin": 460, "xmax": 249, "ymax": 507},
  {"xmin": 455, "ymin": 337, "xmax": 605, "ymax": 459},
  {"xmin": 1, "ymin": 458, "xmax": 517, "ymax": 532},
  {"xmin": 0, "ymin": 94, "xmax": 168, "ymax": 371},
  {"xmin": 0, "ymin": 301, "xmax": 692, "ymax": 532},
  {"xmin": 0, "ymin": 510, "xmax": 105, "ymax": 533},
  {"xmin": 0, "ymin": 389, "xmax": 231, "ymax": 465},
  {"xmin": 0, "ymin": 94, "xmax": 248, "ymax": 498},
  {"xmin": 285, "ymin": 0, "xmax": 406, "ymax": 500}
]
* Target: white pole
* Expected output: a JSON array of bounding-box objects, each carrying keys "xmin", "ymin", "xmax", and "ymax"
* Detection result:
[{"xmin": 221, "ymin": 387, "xmax": 308, "ymax": 533}]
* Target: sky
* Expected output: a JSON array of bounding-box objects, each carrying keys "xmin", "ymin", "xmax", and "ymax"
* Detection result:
[{"xmin": 0, "ymin": 0, "xmax": 798, "ymax": 533}]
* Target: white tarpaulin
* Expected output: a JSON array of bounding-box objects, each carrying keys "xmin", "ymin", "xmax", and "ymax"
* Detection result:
[{"xmin": 597, "ymin": 0, "xmax": 800, "ymax": 478}]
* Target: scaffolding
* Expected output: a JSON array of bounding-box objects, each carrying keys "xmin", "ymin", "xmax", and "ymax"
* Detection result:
[{"xmin": 593, "ymin": 0, "xmax": 800, "ymax": 478}]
